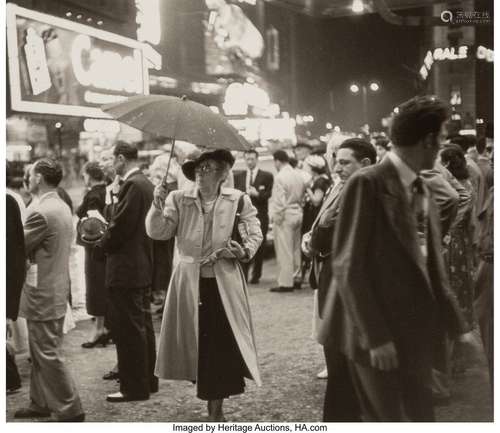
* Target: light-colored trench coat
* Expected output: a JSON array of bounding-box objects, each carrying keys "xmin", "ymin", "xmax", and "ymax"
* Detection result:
[{"xmin": 145, "ymin": 187, "xmax": 263, "ymax": 386}]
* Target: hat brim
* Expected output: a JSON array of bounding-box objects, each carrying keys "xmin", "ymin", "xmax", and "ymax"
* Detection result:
[{"xmin": 182, "ymin": 149, "xmax": 235, "ymax": 182}]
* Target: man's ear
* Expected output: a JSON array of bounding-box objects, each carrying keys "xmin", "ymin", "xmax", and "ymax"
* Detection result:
[{"xmin": 360, "ymin": 157, "xmax": 372, "ymax": 167}]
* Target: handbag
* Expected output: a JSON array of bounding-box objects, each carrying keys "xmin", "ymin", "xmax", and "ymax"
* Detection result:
[{"xmin": 310, "ymin": 224, "xmax": 335, "ymax": 258}]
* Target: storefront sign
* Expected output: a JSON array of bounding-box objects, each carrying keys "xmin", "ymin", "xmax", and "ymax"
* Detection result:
[
  {"xmin": 419, "ymin": 45, "xmax": 493, "ymax": 80},
  {"xmin": 7, "ymin": 4, "xmax": 149, "ymax": 118}
]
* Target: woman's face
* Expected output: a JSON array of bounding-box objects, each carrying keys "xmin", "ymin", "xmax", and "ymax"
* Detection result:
[{"xmin": 195, "ymin": 159, "xmax": 224, "ymax": 190}]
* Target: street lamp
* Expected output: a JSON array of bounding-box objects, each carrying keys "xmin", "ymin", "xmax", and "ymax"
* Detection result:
[
  {"xmin": 349, "ymin": 84, "xmax": 360, "ymax": 94},
  {"xmin": 55, "ymin": 122, "xmax": 63, "ymax": 157},
  {"xmin": 349, "ymin": 81, "xmax": 381, "ymax": 128}
]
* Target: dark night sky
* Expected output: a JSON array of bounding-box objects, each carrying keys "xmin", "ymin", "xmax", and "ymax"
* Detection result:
[{"xmin": 293, "ymin": 9, "xmax": 426, "ymax": 132}]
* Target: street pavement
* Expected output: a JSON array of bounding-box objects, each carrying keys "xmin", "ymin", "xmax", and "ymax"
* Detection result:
[{"xmin": 6, "ymin": 257, "xmax": 493, "ymax": 422}]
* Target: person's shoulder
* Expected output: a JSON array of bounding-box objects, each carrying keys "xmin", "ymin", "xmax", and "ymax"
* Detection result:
[
  {"xmin": 344, "ymin": 164, "xmax": 384, "ymax": 191},
  {"xmin": 39, "ymin": 194, "xmax": 70, "ymax": 219},
  {"xmin": 220, "ymin": 187, "xmax": 244, "ymax": 200},
  {"xmin": 171, "ymin": 188, "xmax": 189, "ymax": 200},
  {"xmin": 233, "ymin": 169, "xmax": 245, "ymax": 179},
  {"xmin": 259, "ymin": 169, "xmax": 273, "ymax": 179},
  {"xmin": 130, "ymin": 171, "xmax": 152, "ymax": 185},
  {"xmin": 6, "ymin": 193, "xmax": 17, "ymax": 208},
  {"xmin": 125, "ymin": 171, "xmax": 153, "ymax": 193}
]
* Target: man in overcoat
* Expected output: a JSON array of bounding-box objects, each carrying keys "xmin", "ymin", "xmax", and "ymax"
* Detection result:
[
  {"xmin": 100, "ymin": 142, "xmax": 157, "ymax": 402},
  {"xmin": 234, "ymin": 149, "xmax": 273, "ymax": 283},
  {"xmin": 14, "ymin": 159, "xmax": 84, "ymax": 421},
  {"xmin": 304, "ymin": 138, "xmax": 376, "ymax": 421},
  {"xmin": 320, "ymin": 96, "xmax": 471, "ymax": 421},
  {"xmin": 269, "ymin": 150, "xmax": 306, "ymax": 292}
]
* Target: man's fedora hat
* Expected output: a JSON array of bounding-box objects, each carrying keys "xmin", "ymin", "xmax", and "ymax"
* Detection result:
[{"xmin": 77, "ymin": 217, "xmax": 107, "ymax": 246}]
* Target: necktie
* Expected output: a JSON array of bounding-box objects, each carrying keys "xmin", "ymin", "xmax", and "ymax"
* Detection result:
[
  {"xmin": 248, "ymin": 170, "xmax": 254, "ymax": 191},
  {"xmin": 411, "ymin": 176, "xmax": 428, "ymax": 258}
]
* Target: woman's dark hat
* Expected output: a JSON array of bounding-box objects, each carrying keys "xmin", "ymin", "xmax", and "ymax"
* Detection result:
[{"xmin": 182, "ymin": 149, "xmax": 235, "ymax": 181}]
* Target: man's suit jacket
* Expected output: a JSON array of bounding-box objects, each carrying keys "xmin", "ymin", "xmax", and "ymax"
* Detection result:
[
  {"xmin": 100, "ymin": 170, "xmax": 154, "ymax": 290},
  {"xmin": 308, "ymin": 181, "xmax": 344, "ymax": 315},
  {"xmin": 20, "ymin": 191, "xmax": 73, "ymax": 321},
  {"xmin": 6, "ymin": 194, "xmax": 26, "ymax": 320},
  {"xmin": 319, "ymin": 158, "xmax": 466, "ymax": 380},
  {"xmin": 234, "ymin": 169, "xmax": 273, "ymax": 224}
]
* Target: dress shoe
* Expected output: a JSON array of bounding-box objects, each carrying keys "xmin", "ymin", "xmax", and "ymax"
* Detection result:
[
  {"xmin": 82, "ymin": 333, "xmax": 110, "ymax": 348},
  {"xmin": 14, "ymin": 407, "xmax": 51, "ymax": 419},
  {"xmin": 57, "ymin": 413, "xmax": 85, "ymax": 422},
  {"xmin": 293, "ymin": 281, "xmax": 302, "ymax": 290},
  {"xmin": 249, "ymin": 277, "xmax": 260, "ymax": 284},
  {"xmin": 269, "ymin": 286, "xmax": 294, "ymax": 293},
  {"xmin": 106, "ymin": 392, "xmax": 149, "ymax": 402},
  {"xmin": 102, "ymin": 371, "xmax": 119, "ymax": 381}
]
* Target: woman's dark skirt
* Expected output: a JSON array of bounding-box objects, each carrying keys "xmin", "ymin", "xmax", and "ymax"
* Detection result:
[
  {"xmin": 84, "ymin": 247, "xmax": 108, "ymax": 317},
  {"xmin": 197, "ymin": 277, "xmax": 247, "ymax": 401}
]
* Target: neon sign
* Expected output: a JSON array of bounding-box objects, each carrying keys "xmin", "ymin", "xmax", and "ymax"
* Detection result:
[
  {"xmin": 419, "ymin": 45, "xmax": 493, "ymax": 80},
  {"xmin": 6, "ymin": 4, "xmax": 149, "ymax": 118},
  {"xmin": 71, "ymin": 34, "xmax": 143, "ymax": 94}
]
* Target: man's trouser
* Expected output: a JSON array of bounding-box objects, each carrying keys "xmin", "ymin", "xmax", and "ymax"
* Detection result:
[
  {"xmin": 27, "ymin": 317, "xmax": 83, "ymax": 420},
  {"xmin": 273, "ymin": 212, "xmax": 302, "ymax": 287},
  {"xmin": 348, "ymin": 360, "xmax": 435, "ymax": 421},
  {"xmin": 109, "ymin": 286, "xmax": 158, "ymax": 398}
]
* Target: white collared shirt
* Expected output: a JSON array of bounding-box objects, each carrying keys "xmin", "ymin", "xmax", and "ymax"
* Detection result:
[
  {"xmin": 122, "ymin": 167, "xmax": 140, "ymax": 182},
  {"xmin": 246, "ymin": 168, "xmax": 257, "ymax": 191}
]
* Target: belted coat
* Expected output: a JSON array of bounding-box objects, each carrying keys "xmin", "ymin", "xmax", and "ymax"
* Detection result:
[{"xmin": 145, "ymin": 187, "xmax": 263, "ymax": 385}]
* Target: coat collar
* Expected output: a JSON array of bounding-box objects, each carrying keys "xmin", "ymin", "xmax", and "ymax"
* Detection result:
[
  {"xmin": 183, "ymin": 186, "xmax": 234, "ymax": 199},
  {"xmin": 38, "ymin": 190, "xmax": 58, "ymax": 203},
  {"xmin": 184, "ymin": 186, "xmax": 237, "ymax": 213},
  {"xmin": 378, "ymin": 158, "xmax": 433, "ymax": 295},
  {"xmin": 311, "ymin": 181, "xmax": 343, "ymax": 230},
  {"xmin": 122, "ymin": 167, "xmax": 141, "ymax": 182}
]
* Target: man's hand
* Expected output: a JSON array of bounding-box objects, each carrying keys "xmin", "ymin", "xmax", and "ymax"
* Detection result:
[
  {"xmin": 301, "ymin": 232, "xmax": 312, "ymax": 257},
  {"xmin": 369, "ymin": 341, "xmax": 399, "ymax": 371},
  {"xmin": 153, "ymin": 183, "xmax": 170, "ymax": 210},
  {"xmin": 219, "ymin": 241, "xmax": 247, "ymax": 260},
  {"xmin": 248, "ymin": 186, "xmax": 259, "ymax": 198},
  {"xmin": 457, "ymin": 331, "xmax": 475, "ymax": 345}
]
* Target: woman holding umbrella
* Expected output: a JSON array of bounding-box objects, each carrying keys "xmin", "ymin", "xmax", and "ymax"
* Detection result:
[{"xmin": 146, "ymin": 149, "xmax": 263, "ymax": 421}]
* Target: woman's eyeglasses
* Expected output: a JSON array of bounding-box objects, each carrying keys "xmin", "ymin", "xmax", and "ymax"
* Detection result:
[{"xmin": 195, "ymin": 164, "xmax": 221, "ymax": 175}]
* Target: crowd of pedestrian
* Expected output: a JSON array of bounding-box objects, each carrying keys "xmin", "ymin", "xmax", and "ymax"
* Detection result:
[{"xmin": 5, "ymin": 95, "xmax": 494, "ymax": 422}]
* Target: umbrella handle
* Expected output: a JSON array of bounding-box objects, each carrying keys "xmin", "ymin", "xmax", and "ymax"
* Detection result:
[{"xmin": 161, "ymin": 139, "xmax": 176, "ymax": 188}]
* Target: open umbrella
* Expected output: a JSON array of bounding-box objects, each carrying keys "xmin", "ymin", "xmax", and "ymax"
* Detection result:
[{"xmin": 102, "ymin": 95, "xmax": 251, "ymax": 185}]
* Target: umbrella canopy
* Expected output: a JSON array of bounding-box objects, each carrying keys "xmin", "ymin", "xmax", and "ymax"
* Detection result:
[{"xmin": 102, "ymin": 94, "xmax": 251, "ymax": 152}]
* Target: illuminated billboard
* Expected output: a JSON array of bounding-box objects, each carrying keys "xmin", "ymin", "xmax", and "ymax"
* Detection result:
[
  {"xmin": 204, "ymin": 0, "xmax": 263, "ymax": 76},
  {"xmin": 6, "ymin": 4, "xmax": 149, "ymax": 118}
]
